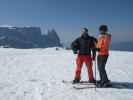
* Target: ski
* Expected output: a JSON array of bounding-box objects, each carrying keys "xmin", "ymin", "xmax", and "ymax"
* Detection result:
[
  {"xmin": 62, "ymin": 80, "xmax": 96, "ymax": 89},
  {"xmin": 73, "ymin": 85, "xmax": 96, "ymax": 89},
  {"xmin": 73, "ymin": 83, "xmax": 128, "ymax": 90},
  {"xmin": 62, "ymin": 80, "xmax": 95, "ymax": 85},
  {"xmin": 62, "ymin": 80, "xmax": 129, "ymax": 90}
]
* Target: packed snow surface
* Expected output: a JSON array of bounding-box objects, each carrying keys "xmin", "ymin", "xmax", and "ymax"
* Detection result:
[{"xmin": 0, "ymin": 48, "xmax": 133, "ymax": 100}]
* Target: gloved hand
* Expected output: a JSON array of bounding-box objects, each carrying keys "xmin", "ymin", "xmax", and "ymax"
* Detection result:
[
  {"xmin": 92, "ymin": 56, "xmax": 96, "ymax": 61},
  {"xmin": 72, "ymin": 48, "xmax": 78, "ymax": 54},
  {"xmin": 73, "ymin": 50, "xmax": 77, "ymax": 54},
  {"xmin": 96, "ymin": 48, "xmax": 100, "ymax": 52}
]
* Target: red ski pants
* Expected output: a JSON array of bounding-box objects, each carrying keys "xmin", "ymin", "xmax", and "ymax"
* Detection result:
[{"xmin": 75, "ymin": 55, "xmax": 94, "ymax": 81}]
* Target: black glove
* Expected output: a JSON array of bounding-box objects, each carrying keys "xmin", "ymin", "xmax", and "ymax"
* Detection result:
[
  {"xmin": 72, "ymin": 48, "xmax": 78, "ymax": 54},
  {"xmin": 73, "ymin": 50, "xmax": 77, "ymax": 54},
  {"xmin": 92, "ymin": 56, "xmax": 95, "ymax": 61},
  {"xmin": 96, "ymin": 48, "xmax": 100, "ymax": 52}
]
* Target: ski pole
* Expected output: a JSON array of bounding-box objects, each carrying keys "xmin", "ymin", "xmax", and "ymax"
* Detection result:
[{"xmin": 94, "ymin": 57, "xmax": 97, "ymax": 91}]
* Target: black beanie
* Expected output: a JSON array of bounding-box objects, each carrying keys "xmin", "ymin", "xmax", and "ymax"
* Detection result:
[
  {"xmin": 83, "ymin": 28, "xmax": 88, "ymax": 33},
  {"xmin": 99, "ymin": 25, "xmax": 108, "ymax": 32}
]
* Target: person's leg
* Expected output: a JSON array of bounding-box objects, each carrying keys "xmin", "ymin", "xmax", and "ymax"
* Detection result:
[
  {"xmin": 74, "ymin": 55, "xmax": 83, "ymax": 82},
  {"xmin": 101, "ymin": 55, "xmax": 109, "ymax": 83},
  {"xmin": 97, "ymin": 55, "xmax": 109, "ymax": 84},
  {"xmin": 97, "ymin": 55, "xmax": 103, "ymax": 82},
  {"xmin": 84, "ymin": 56, "xmax": 94, "ymax": 81}
]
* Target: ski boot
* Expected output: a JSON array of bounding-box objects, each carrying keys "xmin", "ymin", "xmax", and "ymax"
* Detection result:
[
  {"xmin": 72, "ymin": 78, "xmax": 80, "ymax": 84},
  {"xmin": 96, "ymin": 80, "xmax": 111, "ymax": 88}
]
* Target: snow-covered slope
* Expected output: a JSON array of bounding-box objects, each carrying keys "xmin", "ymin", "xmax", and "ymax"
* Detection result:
[{"xmin": 0, "ymin": 48, "xmax": 133, "ymax": 100}]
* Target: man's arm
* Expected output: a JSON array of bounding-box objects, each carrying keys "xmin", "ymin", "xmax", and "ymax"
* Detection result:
[
  {"xmin": 71, "ymin": 38, "xmax": 79, "ymax": 54},
  {"xmin": 91, "ymin": 38, "xmax": 97, "ymax": 60}
]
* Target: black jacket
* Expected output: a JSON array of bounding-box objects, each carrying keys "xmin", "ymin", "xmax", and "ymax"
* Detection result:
[{"xmin": 71, "ymin": 33, "xmax": 97, "ymax": 56}]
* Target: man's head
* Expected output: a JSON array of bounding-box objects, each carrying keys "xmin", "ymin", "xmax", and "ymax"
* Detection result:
[
  {"xmin": 80, "ymin": 28, "xmax": 88, "ymax": 36},
  {"xmin": 99, "ymin": 25, "xmax": 108, "ymax": 33}
]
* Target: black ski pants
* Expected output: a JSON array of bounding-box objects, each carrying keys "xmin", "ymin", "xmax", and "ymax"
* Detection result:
[{"xmin": 97, "ymin": 55, "xmax": 109, "ymax": 83}]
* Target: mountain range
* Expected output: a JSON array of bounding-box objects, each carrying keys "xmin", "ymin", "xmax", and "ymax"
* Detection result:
[{"xmin": 0, "ymin": 27, "xmax": 62, "ymax": 48}]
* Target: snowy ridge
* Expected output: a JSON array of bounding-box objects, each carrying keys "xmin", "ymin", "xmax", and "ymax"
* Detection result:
[{"xmin": 0, "ymin": 48, "xmax": 133, "ymax": 100}]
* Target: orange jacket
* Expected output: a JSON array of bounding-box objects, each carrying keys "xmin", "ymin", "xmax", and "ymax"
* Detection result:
[{"xmin": 97, "ymin": 34, "xmax": 111, "ymax": 55}]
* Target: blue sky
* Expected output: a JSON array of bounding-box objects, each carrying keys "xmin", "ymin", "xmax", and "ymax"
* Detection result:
[{"xmin": 0, "ymin": 0, "xmax": 132, "ymax": 43}]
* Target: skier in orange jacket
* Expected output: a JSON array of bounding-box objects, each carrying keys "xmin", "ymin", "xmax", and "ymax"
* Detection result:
[{"xmin": 96, "ymin": 25, "xmax": 112, "ymax": 87}]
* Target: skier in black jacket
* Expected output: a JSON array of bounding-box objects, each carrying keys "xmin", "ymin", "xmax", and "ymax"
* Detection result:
[{"xmin": 71, "ymin": 28, "xmax": 97, "ymax": 83}]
